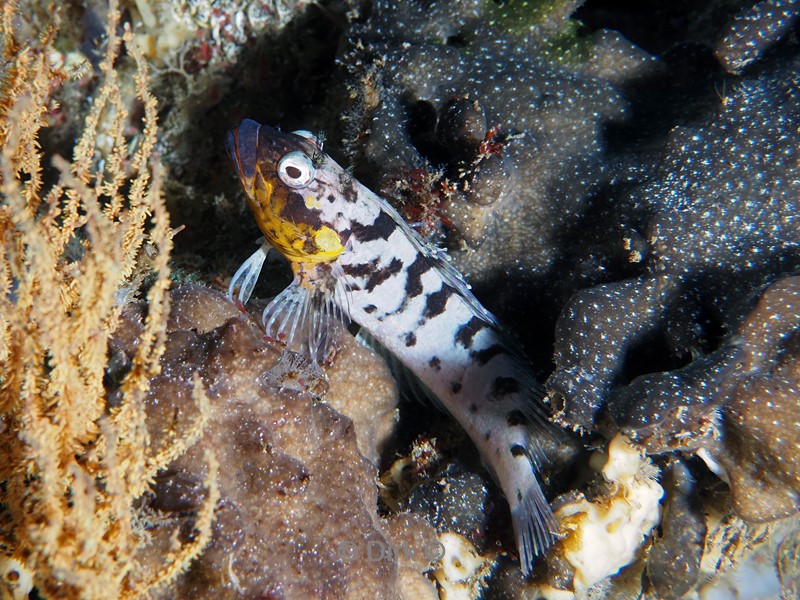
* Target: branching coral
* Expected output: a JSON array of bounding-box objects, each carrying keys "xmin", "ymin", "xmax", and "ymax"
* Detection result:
[{"xmin": 0, "ymin": 2, "xmax": 216, "ymax": 597}]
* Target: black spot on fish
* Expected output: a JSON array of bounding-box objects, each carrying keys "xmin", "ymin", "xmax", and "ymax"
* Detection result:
[
  {"xmin": 366, "ymin": 257, "xmax": 404, "ymax": 292},
  {"xmin": 490, "ymin": 376, "xmax": 520, "ymax": 400},
  {"xmin": 351, "ymin": 210, "xmax": 397, "ymax": 242},
  {"xmin": 510, "ymin": 444, "xmax": 526, "ymax": 458},
  {"xmin": 405, "ymin": 332, "xmax": 417, "ymax": 347},
  {"xmin": 451, "ymin": 382, "xmax": 462, "ymax": 394},
  {"xmin": 342, "ymin": 179, "xmax": 358, "ymax": 202},
  {"xmin": 327, "ymin": 193, "xmax": 336, "ymax": 202},
  {"xmin": 471, "ymin": 344, "xmax": 505, "ymax": 366},
  {"xmin": 423, "ymin": 286, "xmax": 453, "ymax": 319},
  {"xmin": 506, "ymin": 410, "xmax": 528, "ymax": 427},
  {"xmin": 405, "ymin": 254, "xmax": 432, "ymax": 298},
  {"xmin": 342, "ymin": 260, "xmax": 378, "ymax": 278},
  {"xmin": 363, "ymin": 304, "xmax": 377, "ymax": 314},
  {"xmin": 455, "ymin": 316, "xmax": 485, "ymax": 349},
  {"xmin": 429, "ymin": 356, "xmax": 441, "ymax": 371},
  {"xmin": 282, "ymin": 192, "xmax": 322, "ymax": 228},
  {"xmin": 469, "ymin": 403, "xmax": 478, "ymax": 413}
]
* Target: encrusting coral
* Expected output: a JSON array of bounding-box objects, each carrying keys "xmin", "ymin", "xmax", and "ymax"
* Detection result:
[{"xmin": 0, "ymin": 2, "xmax": 216, "ymax": 597}]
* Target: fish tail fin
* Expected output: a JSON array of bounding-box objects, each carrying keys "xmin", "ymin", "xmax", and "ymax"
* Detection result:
[
  {"xmin": 262, "ymin": 263, "xmax": 351, "ymax": 363},
  {"xmin": 509, "ymin": 377, "xmax": 559, "ymax": 575},
  {"xmin": 511, "ymin": 468, "xmax": 558, "ymax": 576}
]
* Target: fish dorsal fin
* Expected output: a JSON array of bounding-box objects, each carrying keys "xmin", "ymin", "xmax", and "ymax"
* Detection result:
[{"xmin": 364, "ymin": 187, "xmax": 499, "ymax": 328}]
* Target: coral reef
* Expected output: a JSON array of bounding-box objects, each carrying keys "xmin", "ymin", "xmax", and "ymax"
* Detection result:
[
  {"xmin": 111, "ymin": 285, "xmax": 436, "ymax": 598},
  {"xmin": 3, "ymin": 0, "xmax": 800, "ymax": 597}
]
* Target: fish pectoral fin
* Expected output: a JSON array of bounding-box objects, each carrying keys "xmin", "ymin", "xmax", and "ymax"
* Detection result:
[
  {"xmin": 261, "ymin": 263, "xmax": 351, "ymax": 364},
  {"xmin": 228, "ymin": 241, "xmax": 270, "ymax": 304}
]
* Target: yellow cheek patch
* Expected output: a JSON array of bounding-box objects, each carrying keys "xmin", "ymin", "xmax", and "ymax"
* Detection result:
[
  {"xmin": 314, "ymin": 226, "xmax": 344, "ymax": 254},
  {"xmin": 246, "ymin": 169, "xmax": 343, "ymax": 264}
]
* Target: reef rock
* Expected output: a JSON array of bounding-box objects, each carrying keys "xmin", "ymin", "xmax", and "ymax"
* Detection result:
[{"xmin": 110, "ymin": 285, "xmax": 436, "ymax": 599}]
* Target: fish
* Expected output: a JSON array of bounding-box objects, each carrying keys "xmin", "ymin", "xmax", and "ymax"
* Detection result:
[{"xmin": 225, "ymin": 118, "xmax": 559, "ymax": 574}]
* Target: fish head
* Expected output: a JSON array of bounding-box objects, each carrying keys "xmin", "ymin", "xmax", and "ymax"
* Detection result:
[{"xmin": 226, "ymin": 119, "xmax": 346, "ymax": 264}]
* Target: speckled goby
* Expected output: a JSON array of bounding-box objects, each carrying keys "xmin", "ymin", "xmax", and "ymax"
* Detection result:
[{"xmin": 225, "ymin": 119, "xmax": 559, "ymax": 573}]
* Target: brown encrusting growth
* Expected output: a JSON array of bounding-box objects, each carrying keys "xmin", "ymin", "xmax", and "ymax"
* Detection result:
[{"xmin": 0, "ymin": 2, "xmax": 216, "ymax": 597}]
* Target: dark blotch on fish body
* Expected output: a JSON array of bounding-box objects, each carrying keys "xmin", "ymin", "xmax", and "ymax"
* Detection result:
[
  {"xmin": 506, "ymin": 409, "xmax": 528, "ymax": 427},
  {"xmin": 455, "ymin": 316, "xmax": 485, "ymax": 349},
  {"xmin": 490, "ymin": 376, "xmax": 520, "ymax": 400},
  {"xmin": 351, "ymin": 210, "xmax": 397, "ymax": 242},
  {"xmin": 423, "ymin": 286, "xmax": 453, "ymax": 319},
  {"xmin": 471, "ymin": 345, "xmax": 505, "ymax": 366},
  {"xmin": 405, "ymin": 254, "xmax": 432, "ymax": 298},
  {"xmin": 510, "ymin": 444, "xmax": 526, "ymax": 457},
  {"xmin": 365, "ymin": 257, "xmax": 404, "ymax": 292}
]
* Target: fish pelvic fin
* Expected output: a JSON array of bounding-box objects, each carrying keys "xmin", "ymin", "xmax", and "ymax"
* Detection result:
[
  {"xmin": 228, "ymin": 240, "xmax": 270, "ymax": 305},
  {"xmin": 262, "ymin": 261, "xmax": 351, "ymax": 363}
]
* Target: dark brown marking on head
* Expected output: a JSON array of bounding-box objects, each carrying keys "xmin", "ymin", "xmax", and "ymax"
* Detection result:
[
  {"xmin": 454, "ymin": 316, "xmax": 485, "ymax": 349},
  {"xmin": 517, "ymin": 490, "xmax": 523, "ymax": 502},
  {"xmin": 490, "ymin": 376, "xmax": 520, "ymax": 401},
  {"xmin": 405, "ymin": 332, "xmax": 417, "ymax": 347},
  {"xmin": 405, "ymin": 254, "xmax": 432, "ymax": 298},
  {"xmin": 363, "ymin": 304, "xmax": 377, "ymax": 314},
  {"xmin": 429, "ymin": 356, "xmax": 441, "ymax": 371},
  {"xmin": 484, "ymin": 431, "xmax": 491, "ymax": 441},
  {"xmin": 365, "ymin": 257, "xmax": 404, "ymax": 292},
  {"xmin": 282, "ymin": 192, "xmax": 323, "ymax": 228},
  {"xmin": 506, "ymin": 409, "xmax": 528, "ymax": 427},
  {"xmin": 469, "ymin": 403, "xmax": 478, "ymax": 413},
  {"xmin": 471, "ymin": 344, "xmax": 505, "ymax": 366},
  {"xmin": 351, "ymin": 210, "xmax": 397, "ymax": 242},
  {"xmin": 451, "ymin": 381, "xmax": 462, "ymax": 394},
  {"xmin": 510, "ymin": 444, "xmax": 526, "ymax": 458},
  {"xmin": 423, "ymin": 286, "xmax": 453, "ymax": 319}
]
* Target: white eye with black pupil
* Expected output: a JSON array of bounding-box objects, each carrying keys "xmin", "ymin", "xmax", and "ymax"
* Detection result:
[{"xmin": 278, "ymin": 151, "xmax": 315, "ymax": 188}]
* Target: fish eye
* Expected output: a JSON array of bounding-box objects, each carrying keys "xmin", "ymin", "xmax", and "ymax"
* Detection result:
[
  {"xmin": 292, "ymin": 129, "xmax": 323, "ymax": 150},
  {"xmin": 277, "ymin": 151, "xmax": 315, "ymax": 188}
]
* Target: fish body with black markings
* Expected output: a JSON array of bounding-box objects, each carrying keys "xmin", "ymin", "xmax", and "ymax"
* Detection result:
[{"xmin": 225, "ymin": 119, "xmax": 558, "ymax": 573}]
